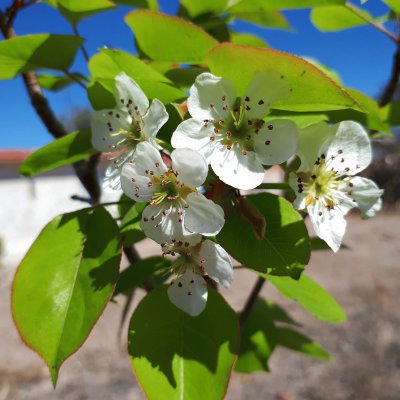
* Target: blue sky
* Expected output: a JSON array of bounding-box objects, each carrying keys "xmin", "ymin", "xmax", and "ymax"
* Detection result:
[{"xmin": 0, "ymin": 0, "xmax": 395, "ymax": 149}]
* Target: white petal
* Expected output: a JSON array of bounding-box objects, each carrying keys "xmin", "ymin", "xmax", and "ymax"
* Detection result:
[
  {"xmin": 171, "ymin": 148, "xmax": 208, "ymax": 187},
  {"xmin": 129, "ymin": 141, "xmax": 167, "ymax": 176},
  {"xmin": 168, "ymin": 270, "xmax": 208, "ymax": 316},
  {"xmin": 121, "ymin": 163, "xmax": 155, "ymax": 202},
  {"xmin": 350, "ymin": 176, "xmax": 383, "ymax": 219},
  {"xmin": 211, "ymin": 146, "xmax": 264, "ymax": 190},
  {"xmin": 188, "ymin": 72, "xmax": 236, "ymax": 121},
  {"xmin": 142, "ymin": 205, "xmax": 202, "ymax": 246},
  {"xmin": 297, "ymin": 121, "xmax": 335, "ymax": 172},
  {"xmin": 308, "ymin": 202, "xmax": 347, "ymax": 252},
  {"xmin": 114, "ymin": 72, "xmax": 149, "ymax": 116},
  {"xmin": 244, "ymin": 71, "xmax": 291, "ymax": 119},
  {"xmin": 325, "ymin": 121, "xmax": 372, "ymax": 176},
  {"xmin": 198, "ymin": 240, "xmax": 233, "ymax": 288},
  {"xmin": 141, "ymin": 98, "xmax": 169, "ymax": 141},
  {"xmin": 185, "ymin": 193, "xmax": 225, "ymax": 236},
  {"xmin": 103, "ymin": 164, "xmax": 122, "ymax": 192},
  {"xmin": 171, "ymin": 118, "xmax": 215, "ymax": 163},
  {"xmin": 91, "ymin": 109, "xmax": 131, "ymax": 152},
  {"xmin": 254, "ymin": 119, "xmax": 298, "ymax": 165}
]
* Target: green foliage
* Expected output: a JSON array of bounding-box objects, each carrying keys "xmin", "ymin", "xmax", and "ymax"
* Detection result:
[
  {"xmin": 114, "ymin": 0, "xmax": 158, "ymax": 10},
  {"xmin": 229, "ymin": 0, "xmax": 345, "ymax": 11},
  {"xmin": 311, "ymin": 5, "xmax": 374, "ymax": 31},
  {"xmin": 0, "ymin": 34, "xmax": 83, "ymax": 79},
  {"xmin": 88, "ymin": 49, "xmax": 185, "ymax": 109},
  {"xmin": 218, "ymin": 193, "xmax": 310, "ymax": 278},
  {"xmin": 207, "ymin": 43, "xmax": 361, "ymax": 112},
  {"xmin": 37, "ymin": 73, "xmax": 86, "ymax": 91},
  {"xmin": 382, "ymin": 100, "xmax": 400, "ymax": 126},
  {"xmin": 115, "ymin": 256, "xmax": 171, "ymax": 295},
  {"xmin": 264, "ymin": 274, "xmax": 346, "ymax": 323},
  {"xmin": 227, "ymin": 6, "xmax": 290, "ymax": 29},
  {"xmin": 125, "ymin": 10, "xmax": 218, "ymax": 62},
  {"xmin": 12, "ymin": 207, "xmax": 121, "ymax": 385},
  {"xmin": 236, "ymin": 299, "xmax": 330, "ymax": 373},
  {"xmin": 119, "ymin": 202, "xmax": 146, "ymax": 246},
  {"xmin": 229, "ymin": 31, "xmax": 269, "ymax": 48},
  {"xmin": 19, "ymin": 130, "xmax": 96, "ymax": 177},
  {"xmin": 180, "ymin": 0, "xmax": 228, "ymax": 17},
  {"xmin": 42, "ymin": 0, "xmax": 115, "ymax": 24},
  {"xmin": 128, "ymin": 286, "xmax": 239, "ymax": 400},
  {"xmin": 383, "ymin": 0, "xmax": 400, "ymax": 13}
]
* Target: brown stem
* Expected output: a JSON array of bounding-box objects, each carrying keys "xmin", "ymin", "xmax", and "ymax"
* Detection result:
[
  {"xmin": 239, "ymin": 276, "xmax": 265, "ymax": 331},
  {"xmin": 379, "ymin": 46, "xmax": 400, "ymax": 107},
  {"xmin": 0, "ymin": 9, "xmax": 101, "ymax": 204},
  {"xmin": 72, "ymin": 23, "xmax": 90, "ymax": 62}
]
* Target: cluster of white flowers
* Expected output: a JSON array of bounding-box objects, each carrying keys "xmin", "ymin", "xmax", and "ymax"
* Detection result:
[{"xmin": 91, "ymin": 71, "xmax": 382, "ymax": 316}]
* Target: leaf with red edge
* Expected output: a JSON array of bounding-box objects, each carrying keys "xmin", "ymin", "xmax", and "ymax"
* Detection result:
[
  {"xmin": 12, "ymin": 206, "xmax": 121, "ymax": 386},
  {"xmin": 206, "ymin": 43, "xmax": 361, "ymax": 112}
]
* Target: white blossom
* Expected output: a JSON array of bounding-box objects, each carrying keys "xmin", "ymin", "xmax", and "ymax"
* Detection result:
[
  {"xmin": 289, "ymin": 121, "xmax": 383, "ymax": 252},
  {"xmin": 120, "ymin": 142, "xmax": 225, "ymax": 246},
  {"xmin": 165, "ymin": 240, "xmax": 233, "ymax": 316},
  {"xmin": 171, "ymin": 71, "xmax": 298, "ymax": 190},
  {"xmin": 91, "ymin": 72, "xmax": 168, "ymax": 191}
]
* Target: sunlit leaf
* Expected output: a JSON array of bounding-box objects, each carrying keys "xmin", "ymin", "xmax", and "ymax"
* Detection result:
[
  {"xmin": 180, "ymin": 0, "xmax": 228, "ymax": 17},
  {"xmin": 37, "ymin": 73, "xmax": 86, "ymax": 91},
  {"xmin": 0, "ymin": 34, "xmax": 83, "ymax": 79},
  {"xmin": 125, "ymin": 10, "xmax": 218, "ymax": 62},
  {"xmin": 128, "ymin": 286, "xmax": 239, "ymax": 399},
  {"xmin": 19, "ymin": 130, "xmax": 96, "ymax": 177},
  {"xmin": 264, "ymin": 274, "xmax": 346, "ymax": 323},
  {"xmin": 230, "ymin": 31, "xmax": 268, "ymax": 48},
  {"xmin": 12, "ymin": 207, "xmax": 121, "ymax": 385},
  {"xmin": 217, "ymin": 193, "xmax": 310, "ymax": 278},
  {"xmin": 207, "ymin": 43, "xmax": 361, "ymax": 112}
]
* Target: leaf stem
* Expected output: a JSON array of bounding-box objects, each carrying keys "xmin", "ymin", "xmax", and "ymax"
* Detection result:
[
  {"xmin": 345, "ymin": 2, "xmax": 399, "ymax": 43},
  {"xmin": 63, "ymin": 70, "xmax": 87, "ymax": 89},
  {"xmin": 72, "ymin": 23, "xmax": 90, "ymax": 62},
  {"xmin": 239, "ymin": 276, "xmax": 265, "ymax": 331}
]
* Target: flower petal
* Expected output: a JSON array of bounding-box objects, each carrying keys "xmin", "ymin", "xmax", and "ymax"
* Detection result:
[
  {"xmin": 114, "ymin": 72, "xmax": 149, "ymax": 116},
  {"xmin": 350, "ymin": 176, "xmax": 383, "ymax": 219},
  {"xmin": 171, "ymin": 118, "xmax": 215, "ymax": 163},
  {"xmin": 198, "ymin": 240, "xmax": 233, "ymax": 288},
  {"xmin": 121, "ymin": 163, "xmax": 155, "ymax": 202},
  {"xmin": 168, "ymin": 270, "xmax": 208, "ymax": 316},
  {"xmin": 185, "ymin": 193, "xmax": 225, "ymax": 236},
  {"xmin": 289, "ymin": 172, "xmax": 307, "ymax": 210},
  {"xmin": 171, "ymin": 148, "xmax": 208, "ymax": 187},
  {"xmin": 244, "ymin": 71, "xmax": 291, "ymax": 119},
  {"xmin": 188, "ymin": 72, "xmax": 236, "ymax": 121},
  {"xmin": 91, "ymin": 109, "xmax": 131, "ymax": 153},
  {"xmin": 325, "ymin": 121, "xmax": 372, "ymax": 176},
  {"xmin": 308, "ymin": 202, "xmax": 347, "ymax": 252},
  {"xmin": 297, "ymin": 121, "xmax": 335, "ymax": 172},
  {"xmin": 141, "ymin": 98, "xmax": 169, "ymax": 142},
  {"xmin": 211, "ymin": 146, "xmax": 264, "ymax": 190},
  {"xmin": 254, "ymin": 119, "xmax": 298, "ymax": 165},
  {"xmin": 103, "ymin": 164, "xmax": 122, "ymax": 192},
  {"xmin": 142, "ymin": 205, "xmax": 202, "ymax": 246}
]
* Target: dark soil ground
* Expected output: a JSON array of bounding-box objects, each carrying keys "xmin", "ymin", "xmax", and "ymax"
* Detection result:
[{"xmin": 1, "ymin": 211, "xmax": 399, "ymax": 400}]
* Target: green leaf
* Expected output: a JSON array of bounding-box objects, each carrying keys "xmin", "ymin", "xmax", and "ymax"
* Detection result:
[
  {"xmin": 382, "ymin": 100, "xmax": 400, "ymax": 127},
  {"xmin": 125, "ymin": 10, "xmax": 218, "ymax": 63},
  {"xmin": 0, "ymin": 34, "xmax": 83, "ymax": 79},
  {"xmin": 120, "ymin": 202, "xmax": 146, "ymax": 246},
  {"xmin": 217, "ymin": 193, "xmax": 310, "ymax": 278},
  {"xmin": 114, "ymin": 0, "xmax": 158, "ymax": 10},
  {"xmin": 236, "ymin": 299, "xmax": 330, "ymax": 373},
  {"xmin": 229, "ymin": 9, "xmax": 290, "ymax": 29},
  {"xmin": 383, "ymin": 0, "xmax": 400, "ymax": 13},
  {"xmin": 181, "ymin": 0, "xmax": 228, "ymax": 17},
  {"xmin": 229, "ymin": 31, "xmax": 268, "ymax": 48},
  {"xmin": 165, "ymin": 67, "xmax": 208, "ymax": 89},
  {"xmin": 128, "ymin": 286, "xmax": 239, "ymax": 400},
  {"xmin": 311, "ymin": 5, "xmax": 374, "ymax": 31},
  {"xmin": 12, "ymin": 207, "xmax": 121, "ymax": 385},
  {"xmin": 267, "ymin": 110, "xmax": 329, "ymax": 128},
  {"xmin": 115, "ymin": 256, "xmax": 171, "ymax": 295},
  {"xmin": 37, "ymin": 73, "xmax": 86, "ymax": 91},
  {"xmin": 228, "ymin": 0, "xmax": 344, "ymax": 12},
  {"xmin": 206, "ymin": 43, "xmax": 360, "ymax": 112},
  {"xmin": 310, "ymin": 237, "xmax": 349, "ymax": 251},
  {"xmin": 43, "ymin": 0, "xmax": 115, "ymax": 24},
  {"xmin": 264, "ymin": 274, "xmax": 346, "ymax": 323},
  {"xmin": 88, "ymin": 49, "xmax": 185, "ymax": 107},
  {"xmin": 19, "ymin": 130, "xmax": 96, "ymax": 177}
]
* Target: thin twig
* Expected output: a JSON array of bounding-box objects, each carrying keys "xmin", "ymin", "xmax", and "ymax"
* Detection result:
[
  {"xmin": 345, "ymin": 2, "xmax": 399, "ymax": 44},
  {"xmin": 239, "ymin": 276, "xmax": 265, "ymax": 331},
  {"xmin": 72, "ymin": 23, "xmax": 90, "ymax": 62},
  {"xmin": 63, "ymin": 70, "xmax": 87, "ymax": 89},
  {"xmin": 379, "ymin": 47, "xmax": 400, "ymax": 106}
]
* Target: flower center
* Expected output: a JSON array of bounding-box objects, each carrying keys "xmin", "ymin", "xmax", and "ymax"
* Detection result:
[{"xmin": 149, "ymin": 169, "xmax": 195, "ymax": 205}]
